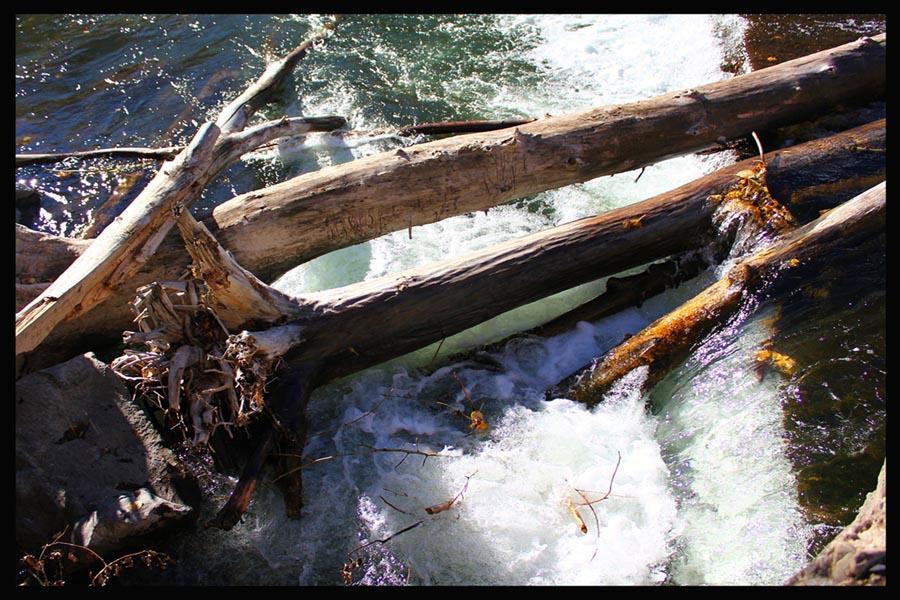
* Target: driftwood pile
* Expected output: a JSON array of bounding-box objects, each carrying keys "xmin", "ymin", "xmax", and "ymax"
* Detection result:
[{"xmin": 15, "ymin": 18, "xmax": 885, "ymax": 584}]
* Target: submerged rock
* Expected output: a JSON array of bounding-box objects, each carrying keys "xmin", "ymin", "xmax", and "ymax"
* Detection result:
[{"xmin": 15, "ymin": 182, "xmax": 41, "ymax": 228}]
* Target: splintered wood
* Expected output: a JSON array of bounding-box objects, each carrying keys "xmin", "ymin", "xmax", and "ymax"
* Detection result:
[
  {"xmin": 110, "ymin": 277, "xmax": 273, "ymax": 447},
  {"xmin": 564, "ymin": 451, "xmax": 622, "ymax": 535}
]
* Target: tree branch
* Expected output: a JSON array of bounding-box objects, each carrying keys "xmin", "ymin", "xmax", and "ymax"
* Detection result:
[
  {"xmin": 15, "ymin": 18, "xmax": 343, "ymax": 358},
  {"xmin": 562, "ymin": 181, "xmax": 885, "ymax": 405}
]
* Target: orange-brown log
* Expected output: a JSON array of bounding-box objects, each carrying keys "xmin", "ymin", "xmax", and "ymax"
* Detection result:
[{"xmin": 562, "ymin": 181, "xmax": 885, "ymax": 406}]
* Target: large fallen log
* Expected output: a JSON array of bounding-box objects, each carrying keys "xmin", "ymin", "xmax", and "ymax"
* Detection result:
[
  {"xmin": 14, "ymin": 34, "xmax": 885, "ymax": 375},
  {"xmin": 16, "ymin": 119, "xmax": 886, "ymax": 374},
  {"xmin": 209, "ymin": 33, "xmax": 885, "ymax": 284},
  {"xmin": 559, "ymin": 181, "xmax": 885, "ymax": 405},
  {"xmin": 202, "ymin": 178, "xmax": 883, "ymax": 527},
  {"xmin": 14, "ymin": 18, "xmax": 344, "ymax": 360}
]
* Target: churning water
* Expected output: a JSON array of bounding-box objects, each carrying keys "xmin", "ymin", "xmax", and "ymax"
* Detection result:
[
  {"xmin": 257, "ymin": 15, "xmax": 807, "ymax": 586},
  {"xmin": 16, "ymin": 14, "xmax": 884, "ymax": 586}
]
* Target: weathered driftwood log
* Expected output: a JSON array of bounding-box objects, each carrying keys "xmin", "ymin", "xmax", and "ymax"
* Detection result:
[
  {"xmin": 14, "ymin": 18, "xmax": 343, "ymax": 360},
  {"xmin": 209, "ymin": 33, "xmax": 885, "ymax": 284},
  {"xmin": 15, "ymin": 33, "xmax": 885, "ymax": 291},
  {"xmin": 560, "ymin": 181, "xmax": 885, "ymax": 406},
  {"xmin": 14, "ymin": 33, "xmax": 885, "ymax": 367},
  {"xmin": 16, "ymin": 119, "xmax": 887, "ymax": 376}
]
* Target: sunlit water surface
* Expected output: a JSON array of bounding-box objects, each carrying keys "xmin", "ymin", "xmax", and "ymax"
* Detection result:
[
  {"xmin": 248, "ymin": 14, "xmax": 807, "ymax": 586},
  {"xmin": 16, "ymin": 14, "xmax": 884, "ymax": 586}
]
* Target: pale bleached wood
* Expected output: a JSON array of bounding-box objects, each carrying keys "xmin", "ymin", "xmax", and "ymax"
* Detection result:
[
  {"xmin": 16, "ymin": 120, "xmax": 886, "ymax": 374},
  {"xmin": 15, "ymin": 34, "xmax": 886, "ymax": 373},
  {"xmin": 210, "ymin": 34, "xmax": 886, "ymax": 282},
  {"xmin": 15, "ymin": 18, "xmax": 342, "ymax": 358}
]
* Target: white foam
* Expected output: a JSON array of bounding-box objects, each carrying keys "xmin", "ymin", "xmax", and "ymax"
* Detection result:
[
  {"xmin": 253, "ymin": 14, "xmax": 816, "ymax": 586},
  {"xmin": 653, "ymin": 308, "xmax": 814, "ymax": 585}
]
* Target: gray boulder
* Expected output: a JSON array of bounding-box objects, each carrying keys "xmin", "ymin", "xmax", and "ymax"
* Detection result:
[
  {"xmin": 785, "ymin": 460, "xmax": 886, "ymax": 586},
  {"xmin": 16, "ymin": 352, "xmax": 197, "ymax": 561}
]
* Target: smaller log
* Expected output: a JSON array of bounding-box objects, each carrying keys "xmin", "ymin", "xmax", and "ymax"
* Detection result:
[
  {"xmin": 208, "ymin": 423, "xmax": 277, "ymax": 531},
  {"xmin": 396, "ymin": 118, "xmax": 537, "ymax": 137},
  {"xmin": 208, "ymin": 362, "xmax": 321, "ymax": 530},
  {"xmin": 560, "ymin": 181, "xmax": 885, "ymax": 406},
  {"xmin": 15, "ymin": 146, "xmax": 182, "ymax": 168},
  {"xmin": 530, "ymin": 251, "xmax": 713, "ymax": 339},
  {"xmin": 15, "ymin": 116, "xmax": 348, "ymax": 168}
]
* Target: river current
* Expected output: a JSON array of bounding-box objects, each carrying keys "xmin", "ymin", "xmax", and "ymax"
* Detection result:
[{"xmin": 16, "ymin": 14, "xmax": 885, "ymax": 586}]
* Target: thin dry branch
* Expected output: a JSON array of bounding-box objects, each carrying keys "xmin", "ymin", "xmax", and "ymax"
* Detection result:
[
  {"xmin": 15, "ymin": 16, "xmax": 343, "ymax": 358},
  {"xmin": 396, "ymin": 118, "xmax": 536, "ymax": 137},
  {"xmin": 16, "ymin": 146, "xmax": 183, "ymax": 168},
  {"xmin": 424, "ymin": 472, "xmax": 475, "ymax": 515},
  {"xmin": 272, "ymin": 439, "xmax": 451, "ymax": 483},
  {"xmin": 347, "ymin": 520, "xmax": 424, "ymax": 558},
  {"xmin": 15, "ymin": 117, "xmax": 533, "ymax": 168},
  {"xmin": 564, "ymin": 451, "xmax": 622, "ymax": 536},
  {"xmin": 347, "ymin": 472, "xmax": 475, "ymax": 561}
]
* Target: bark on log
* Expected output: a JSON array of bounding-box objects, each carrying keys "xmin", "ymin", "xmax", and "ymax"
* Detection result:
[
  {"xmin": 223, "ymin": 173, "xmax": 882, "ymax": 391},
  {"xmin": 15, "ymin": 119, "xmax": 887, "ymax": 375},
  {"xmin": 560, "ymin": 181, "xmax": 885, "ymax": 406},
  {"xmin": 396, "ymin": 118, "xmax": 537, "ymax": 136},
  {"xmin": 14, "ymin": 19, "xmax": 343, "ymax": 359},
  {"xmin": 208, "ymin": 34, "xmax": 885, "ymax": 284}
]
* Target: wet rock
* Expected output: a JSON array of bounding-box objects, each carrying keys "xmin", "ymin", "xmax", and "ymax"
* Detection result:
[
  {"xmin": 15, "ymin": 352, "xmax": 197, "ymax": 561},
  {"xmin": 785, "ymin": 460, "xmax": 886, "ymax": 586},
  {"xmin": 15, "ymin": 182, "xmax": 41, "ymax": 228}
]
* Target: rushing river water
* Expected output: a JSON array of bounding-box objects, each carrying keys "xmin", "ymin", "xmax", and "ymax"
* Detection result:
[{"xmin": 16, "ymin": 14, "xmax": 885, "ymax": 586}]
